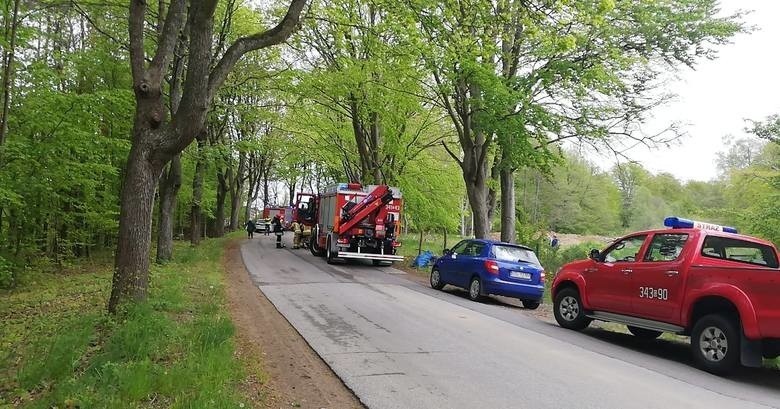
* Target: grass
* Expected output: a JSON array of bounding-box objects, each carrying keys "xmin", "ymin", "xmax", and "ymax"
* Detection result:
[{"xmin": 0, "ymin": 233, "xmax": 256, "ymax": 408}]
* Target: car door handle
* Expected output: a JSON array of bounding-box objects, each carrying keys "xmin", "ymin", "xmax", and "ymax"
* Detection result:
[
  {"xmin": 621, "ymin": 269, "xmax": 633, "ymax": 275},
  {"xmin": 665, "ymin": 270, "xmax": 679, "ymax": 277},
  {"xmin": 584, "ymin": 268, "xmax": 597, "ymax": 273}
]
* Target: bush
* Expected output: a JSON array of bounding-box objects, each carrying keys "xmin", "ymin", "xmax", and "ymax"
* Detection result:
[
  {"xmin": 0, "ymin": 255, "xmax": 14, "ymax": 289},
  {"xmin": 538, "ymin": 241, "xmax": 604, "ymax": 276}
]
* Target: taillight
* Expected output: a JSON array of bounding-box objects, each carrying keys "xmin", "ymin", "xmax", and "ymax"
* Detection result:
[
  {"xmin": 540, "ymin": 271, "xmax": 546, "ymax": 284},
  {"xmin": 484, "ymin": 260, "xmax": 499, "ymax": 275},
  {"xmin": 337, "ymin": 238, "xmax": 349, "ymax": 244}
]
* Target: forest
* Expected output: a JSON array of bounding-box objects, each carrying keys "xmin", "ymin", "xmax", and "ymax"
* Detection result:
[
  {"xmin": 4, "ymin": 0, "xmax": 780, "ymax": 406},
  {"xmin": 3, "ymin": 0, "xmax": 776, "ymax": 294}
]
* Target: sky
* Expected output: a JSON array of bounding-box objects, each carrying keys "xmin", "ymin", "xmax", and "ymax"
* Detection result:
[{"xmin": 614, "ymin": 0, "xmax": 780, "ymax": 182}]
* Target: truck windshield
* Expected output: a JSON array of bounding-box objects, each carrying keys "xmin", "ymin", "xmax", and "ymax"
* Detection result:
[
  {"xmin": 492, "ymin": 245, "xmax": 541, "ymax": 267},
  {"xmin": 701, "ymin": 236, "xmax": 779, "ymax": 268}
]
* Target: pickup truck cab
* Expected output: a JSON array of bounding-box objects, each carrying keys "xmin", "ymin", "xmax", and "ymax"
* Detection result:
[{"xmin": 551, "ymin": 217, "xmax": 780, "ymax": 375}]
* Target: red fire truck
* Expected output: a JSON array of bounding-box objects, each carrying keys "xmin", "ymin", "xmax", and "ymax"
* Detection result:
[{"xmin": 293, "ymin": 183, "xmax": 403, "ymax": 265}]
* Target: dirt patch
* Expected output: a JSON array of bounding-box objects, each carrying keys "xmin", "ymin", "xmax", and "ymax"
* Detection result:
[{"xmin": 222, "ymin": 239, "xmax": 363, "ymax": 409}]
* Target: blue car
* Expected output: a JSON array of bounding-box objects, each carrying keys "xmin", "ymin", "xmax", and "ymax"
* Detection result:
[{"xmin": 430, "ymin": 239, "xmax": 545, "ymax": 309}]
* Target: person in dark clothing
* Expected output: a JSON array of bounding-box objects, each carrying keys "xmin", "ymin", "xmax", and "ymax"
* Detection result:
[
  {"xmin": 272, "ymin": 215, "xmax": 285, "ymax": 248},
  {"xmin": 245, "ymin": 220, "xmax": 256, "ymax": 239}
]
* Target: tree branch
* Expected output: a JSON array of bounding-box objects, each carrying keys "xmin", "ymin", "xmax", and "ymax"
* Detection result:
[
  {"xmin": 208, "ymin": 0, "xmax": 308, "ymax": 99},
  {"xmin": 150, "ymin": 0, "xmax": 186, "ymax": 78}
]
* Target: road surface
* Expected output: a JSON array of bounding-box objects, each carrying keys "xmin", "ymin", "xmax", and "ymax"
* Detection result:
[{"xmin": 241, "ymin": 236, "xmax": 780, "ymax": 409}]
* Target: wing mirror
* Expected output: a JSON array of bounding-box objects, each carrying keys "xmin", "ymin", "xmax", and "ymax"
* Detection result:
[
  {"xmin": 443, "ymin": 248, "xmax": 450, "ymax": 254},
  {"xmin": 589, "ymin": 249, "xmax": 601, "ymax": 261}
]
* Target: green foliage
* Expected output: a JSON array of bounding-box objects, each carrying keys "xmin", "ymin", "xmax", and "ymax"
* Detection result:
[
  {"xmin": 0, "ymin": 256, "xmax": 13, "ymax": 288},
  {"xmin": 0, "ymin": 236, "xmax": 252, "ymax": 408}
]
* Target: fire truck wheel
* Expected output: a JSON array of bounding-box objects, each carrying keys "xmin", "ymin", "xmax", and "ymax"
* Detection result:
[
  {"xmin": 372, "ymin": 260, "xmax": 390, "ymax": 267},
  {"xmin": 310, "ymin": 227, "xmax": 324, "ymax": 257},
  {"xmin": 326, "ymin": 235, "xmax": 337, "ymax": 264}
]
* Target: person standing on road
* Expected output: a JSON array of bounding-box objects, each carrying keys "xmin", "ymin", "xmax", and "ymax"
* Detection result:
[
  {"xmin": 291, "ymin": 220, "xmax": 302, "ymax": 249},
  {"xmin": 245, "ymin": 219, "xmax": 256, "ymax": 239},
  {"xmin": 272, "ymin": 215, "xmax": 284, "ymax": 248},
  {"xmin": 264, "ymin": 218, "xmax": 271, "ymax": 235}
]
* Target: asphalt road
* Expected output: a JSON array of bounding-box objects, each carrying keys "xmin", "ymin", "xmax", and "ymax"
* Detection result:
[{"xmin": 242, "ymin": 236, "xmax": 780, "ymax": 409}]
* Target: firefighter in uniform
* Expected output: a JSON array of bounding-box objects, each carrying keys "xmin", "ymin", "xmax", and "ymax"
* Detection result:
[
  {"xmin": 272, "ymin": 215, "xmax": 284, "ymax": 248},
  {"xmin": 291, "ymin": 220, "xmax": 302, "ymax": 249}
]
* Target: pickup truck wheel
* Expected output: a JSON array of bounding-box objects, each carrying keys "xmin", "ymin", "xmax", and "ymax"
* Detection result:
[
  {"xmin": 522, "ymin": 300, "xmax": 541, "ymax": 310},
  {"xmin": 627, "ymin": 326, "xmax": 662, "ymax": 339},
  {"xmin": 691, "ymin": 314, "xmax": 740, "ymax": 375},
  {"xmin": 553, "ymin": 288, "xmax": 591, "ymax": 330},
  {"xmin": 430, "ymin": 268, "xmax": 445, "ymax": 290}
]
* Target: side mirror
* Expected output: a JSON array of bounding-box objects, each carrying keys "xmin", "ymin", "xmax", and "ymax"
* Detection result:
[
  {"xmin": 589, "ymin": 249, "xmax": 601, "ymax": 261},
  {"xmin": 443, "ymin": 248, "xmax": 450, "ymax": 254}
]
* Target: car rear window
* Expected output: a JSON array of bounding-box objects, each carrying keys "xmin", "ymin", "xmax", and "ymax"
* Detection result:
[
  {"xmin": 492, "ymin": 245, "xmax": 541, "ymax": 267},
  {"xmin": 701, "ymin": 235, "xmax": 779, "ymax": 268}
]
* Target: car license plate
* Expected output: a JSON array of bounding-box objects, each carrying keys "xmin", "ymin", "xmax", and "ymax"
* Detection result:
[{"xmin": 510, "ymin": 271, "xmax": 531, "ymax": 280}]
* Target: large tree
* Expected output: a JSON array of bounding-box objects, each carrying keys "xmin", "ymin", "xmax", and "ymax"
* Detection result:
[
  {"xmin": 109, "ymin": 0, "xmax": 308, "ymax": 313},
  {"xmin": 409, "ymin": 0, "xmax": 743, "ymax": 239}
]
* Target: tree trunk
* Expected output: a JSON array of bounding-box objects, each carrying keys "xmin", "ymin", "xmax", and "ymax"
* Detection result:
[
  {"xmin": 108, "ymin": 142, "xmax": 165, "ymax": 313},
  {"xmin": 499, "ymin": 167, "xmax": 515, "ymax": 243},
  {"xmin": 190, "ymin": 137, "xmax": 206, "ymax": 245},
  {"xmin": 0, "ymin": 0, "xmax": 20, "ymax": 146},
  {"xmin": 486, "ymin": 156, "xmax": 500, "ymax": 227},
  {"xmin": 156, "ymin": 154, "xmax": 181, "ymax": 262},
  {"xmin": 461, "ymin": 142, "xmax": 491, "ymax": 239},
  {"xmin": 228, "ymin": 152, "xmax": 245, "ymax": 231},
  {"xmin": 263, "ymin": 173, "xmax": 269, "ymax": 206},
  {"xmin": 417, "ymin": 229, "xmax": 423, "ymax": 257},
  {"xmin": 214, "ymin": 169, "xmax": 228, "ymax": 237}
]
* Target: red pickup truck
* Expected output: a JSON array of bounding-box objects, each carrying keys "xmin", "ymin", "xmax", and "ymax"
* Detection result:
[{"xmin": 551, "ymin": 218, "xmax": 780, "ymax": 375}]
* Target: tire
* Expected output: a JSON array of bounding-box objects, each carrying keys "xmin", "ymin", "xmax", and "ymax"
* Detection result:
[
  {"xmin": 627, "ymin": 326, "xmax": 662, "ymax": 339},
  {"xmin": 553, "ymin": 287, "xmax": 591, "ymax": 330},
  {"xmin": 430, "ymin": 268, "xmax": 445, "ymax": 290},
  {"xmin": 326, "ymin": 235, "xmax": 337, "ymax": 264},
  {"xmin": 309, "ymin": 226, "xmax": 325, "ymax": 257},
  {"xmin": 522, "ymin": 300, "xmax": 541, "ymax": 310},
  {"xmin": 691, "ymin": 314, "xmax": 741, "ymax": 375},
  {"xmin": 468, "ymin": 276, "xmax": 483, "ymax": 302}
]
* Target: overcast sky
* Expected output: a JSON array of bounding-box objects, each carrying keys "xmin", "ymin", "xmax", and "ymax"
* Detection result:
[{"xmin": 616, "ymin": 0, "xmax": 780, "ymax": 182}]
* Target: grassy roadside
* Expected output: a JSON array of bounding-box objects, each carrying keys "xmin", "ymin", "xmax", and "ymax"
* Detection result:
[{"xmin": 0, "ymin": 233, "xmax": 257, "ymax": 408}]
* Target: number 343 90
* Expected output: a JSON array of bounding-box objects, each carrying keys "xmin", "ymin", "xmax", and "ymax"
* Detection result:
[{"xmin": 639, "ymin": 287, "xmax": 668, "ymax": 300}]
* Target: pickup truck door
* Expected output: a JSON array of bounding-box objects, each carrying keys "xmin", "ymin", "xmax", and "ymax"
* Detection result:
[
  {"xmin": 631, "ymin": 232, "xmax": 690, "ymax": 323},
  {"xmin": 585, "ymin": 235, "xmax": 648, "ymax": 313}
]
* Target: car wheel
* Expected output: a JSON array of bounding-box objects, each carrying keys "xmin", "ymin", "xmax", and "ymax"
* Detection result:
[
  {"xmin": 691, "ymin": 314, "xmax": 740, "ymax": 375},
  {"xmin": 627, "ymin": 326, "xmax": 662, "ymax": 339},
  {"xmin": 522, "ymin": 300, "xmax": 541, "ymax": 310},
  {"xmin": 326, "ymin": 235, "xmax": 337, "ymax": 264},
  {"xmin": 468, "ymin": 277, "xmax": 483, "ymax": 302},
  {"xmin": 553, "ymin": 287, "xmax": 591, "ymax": 330},
  {"xmin": 430, "ymin": 268, "xmax": 445, "ymax": 290}
]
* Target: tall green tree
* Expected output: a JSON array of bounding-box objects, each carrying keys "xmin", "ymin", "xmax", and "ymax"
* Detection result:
[
  {"xmin": 408, "ymin": 0, "xmax": 743, "ymax": 239},
  {"xmin": 109, "ymin": 0, "xmax": 308, "ymax": 313}
]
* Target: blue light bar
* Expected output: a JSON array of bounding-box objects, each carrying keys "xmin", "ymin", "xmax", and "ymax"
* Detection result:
[{"xmin": 663, "ymin": 217, "xmax": 738, "ymax": 234}]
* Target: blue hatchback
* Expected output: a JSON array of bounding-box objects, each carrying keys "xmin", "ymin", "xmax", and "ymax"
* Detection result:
[{"xmin": 430, "ymin": 239, "xmax": 545, "ymax": 309}]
